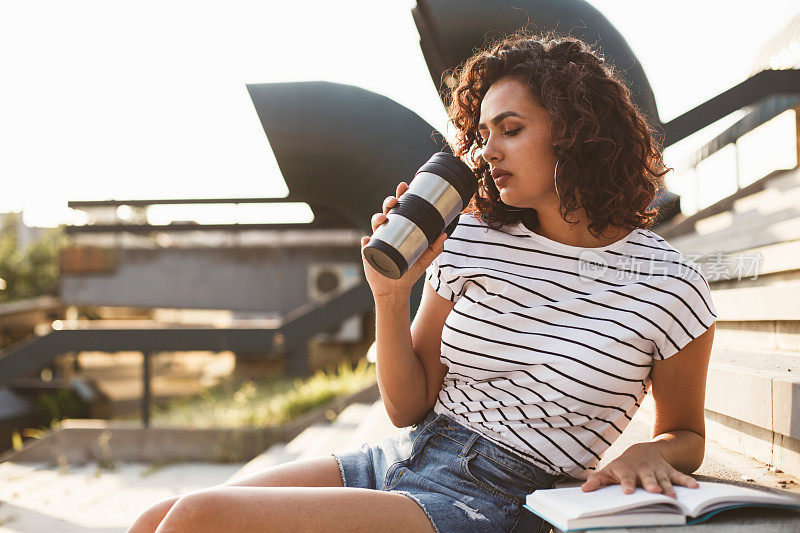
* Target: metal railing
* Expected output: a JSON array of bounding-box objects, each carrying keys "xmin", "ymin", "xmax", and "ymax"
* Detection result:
[
  {"xmin": 658, "ymin": 69, "xmax": 800, "ymax": 239},
  {"xmin": 0, "ymin": 280, "xmax": 373, "ymax": 426}
]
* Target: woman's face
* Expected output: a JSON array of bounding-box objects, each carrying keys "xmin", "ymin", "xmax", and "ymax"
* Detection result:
[{"xmin": 478, "ymin": 76, "xmax": 558, "ymax": 210}]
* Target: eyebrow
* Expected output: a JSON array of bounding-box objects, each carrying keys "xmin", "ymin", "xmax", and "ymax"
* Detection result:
[{"xmin": 477, "ymin": 111, "xmax": 523, "ymax": 130}]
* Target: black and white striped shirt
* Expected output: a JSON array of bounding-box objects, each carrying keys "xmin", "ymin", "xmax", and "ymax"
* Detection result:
[{"xmin": 425, "ymin": 213, "xmax": 717, "ymax": 478}]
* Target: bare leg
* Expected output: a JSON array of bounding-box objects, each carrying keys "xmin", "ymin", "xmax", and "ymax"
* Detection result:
[
  {"xmin": 155, "ymin": 485, "xmax": 437, "ymax": 533},
  {"xmin": 127, "ymin": 456, "xmax": 345, "ymax": 533}
]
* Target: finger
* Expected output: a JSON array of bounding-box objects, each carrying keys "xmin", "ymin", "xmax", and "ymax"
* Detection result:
[
  {"xmin": 382, "ymin": 196, "xmax": 397, "ymax": 214},
  {"xmin": 639, "ymin": 472, "xmax": 661, "ymax": 494},
  {"xmin": 619, "ymin": 473, "xmax": 637, "ymax": 494},
  {"xmin": 656, "ymin": 471, "xmax": 675, "ymax": 498},
  {"xmin": 370, "ymin": 213, "xmax": 387, "ymax": 232},
  {"xmin": 581, "ymin": 472, "xmax": 610, "ymax": 492},
  {"xmin": 668, "ymin": 470, "xmax": 699, "ymax": 489},
  {"xmin": 396, "ymin": 181, "xmax": 408, "ymax": 197}
]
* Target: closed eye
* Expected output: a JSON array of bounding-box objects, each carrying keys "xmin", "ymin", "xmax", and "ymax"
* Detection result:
[{"xmin": 477, "ymin": 128, "xmax": 521, "ymax": 144}]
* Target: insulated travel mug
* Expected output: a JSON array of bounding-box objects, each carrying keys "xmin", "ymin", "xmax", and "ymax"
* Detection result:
[{"xmin": 363, "ymin": 152, "xmax": 477, "ymax": 279}]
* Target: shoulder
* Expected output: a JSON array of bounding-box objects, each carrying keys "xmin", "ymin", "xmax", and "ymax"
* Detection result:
[
  {"xmin": 450, "ymin": 212, "xmax": 518, "ymax": 236},
  {"xmin": 624, "ymin": 229, "xmax": 709, "ymax": 281}
]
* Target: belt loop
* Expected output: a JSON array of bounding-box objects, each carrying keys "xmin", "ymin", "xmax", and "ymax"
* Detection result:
[{"xmin": 459, "ymin": 432, "xmax": 479, "ymax": 457}]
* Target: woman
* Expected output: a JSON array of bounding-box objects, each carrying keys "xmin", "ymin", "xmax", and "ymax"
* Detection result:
[{"xmin": 128, "ymin": 30, "xmax": 716, "ymax": 533}]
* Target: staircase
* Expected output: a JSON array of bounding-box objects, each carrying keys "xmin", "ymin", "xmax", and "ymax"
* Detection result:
[{"xmin": 663, "ymin": 164, "xmax": 800, "ymax": 480}]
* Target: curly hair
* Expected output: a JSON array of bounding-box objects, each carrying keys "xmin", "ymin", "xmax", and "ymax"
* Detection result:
[{"xmin": 446, "ymin": 29, "xmax": 670, "ymax": 237}]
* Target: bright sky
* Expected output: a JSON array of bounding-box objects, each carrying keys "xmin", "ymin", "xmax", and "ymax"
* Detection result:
[{"xmin": 1, "ymin": 0, "xmax": 797, "ymax": 228}]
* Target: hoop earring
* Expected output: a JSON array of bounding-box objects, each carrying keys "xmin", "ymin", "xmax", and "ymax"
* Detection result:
[{"xmin": 553, "ymin": 160, "xmax": 561, "ymax": 203}]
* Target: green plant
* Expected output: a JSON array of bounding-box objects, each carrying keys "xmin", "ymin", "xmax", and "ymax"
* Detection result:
[
  {"xmin": 0, "ymin": 213, "xmax": 68, "ymax": 305},
  {"xmin": 33, "ymin": 387, "xmax": 86, "ymax": 426},
  {"xmin": 149, "ymin": 356, "xmax": 376, "ymax": 428}
]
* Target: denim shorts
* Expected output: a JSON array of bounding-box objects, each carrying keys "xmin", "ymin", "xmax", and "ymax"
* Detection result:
[{"xmin": 331, "ymin": 407, "xmax": 567, "ymax": 533}]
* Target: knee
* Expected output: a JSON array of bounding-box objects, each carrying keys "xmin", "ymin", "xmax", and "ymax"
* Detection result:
[
  {"xmin": 154, "ymin": 491, "xmax": 220, "ymax": 533},
  {"xmin": 127, "ymin": 496, "xmax": 180, "ymax": 533}
]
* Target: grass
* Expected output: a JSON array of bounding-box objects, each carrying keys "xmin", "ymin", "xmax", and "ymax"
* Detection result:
[{"xmin": 147, "ymin": 357, "xmax": 377, "ymax": 428}]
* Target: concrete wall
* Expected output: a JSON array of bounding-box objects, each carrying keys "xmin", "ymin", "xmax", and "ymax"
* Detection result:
[{"xmin": 60, "ymin": 246, "xmax": 362, "ymax": 314}]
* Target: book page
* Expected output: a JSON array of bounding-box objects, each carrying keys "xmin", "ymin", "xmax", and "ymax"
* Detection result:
[
  {"xmin": 674, "ymin": 482, "xmax": 800, "ymax": 516},
  {"xmin": 529, "ymin": 485, "xmax": 684, "ymax": 519}
]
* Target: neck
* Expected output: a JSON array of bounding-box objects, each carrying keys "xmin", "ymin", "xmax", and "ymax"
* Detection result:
[{"xmin": 521, "ymin": 204, "xmax": 628, "ymax": 248}]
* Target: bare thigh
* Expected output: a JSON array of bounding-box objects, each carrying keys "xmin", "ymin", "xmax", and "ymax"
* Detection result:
[
  {"xmin": 127, "ymin": 457, "xmax": 345, "ymax": 533},
  {"xmin": 223, "ymin": 456, "xmax": 345, "ymax": 488},
  {"xmin": 156, "ymin": 486, "xmax": 437, "ymax": 533}
]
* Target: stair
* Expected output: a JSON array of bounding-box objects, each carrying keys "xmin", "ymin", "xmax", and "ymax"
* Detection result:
[
  {"xmin": 229, "ymin": 400, "xmax": 399, "ymax": 482},
  {"xmin": 665, "ymin": 165, "xmax": 800, "ymax": 480},
  {"xmin": 667, "ymin": 166, "xmax": 800, "ymax": 256}
]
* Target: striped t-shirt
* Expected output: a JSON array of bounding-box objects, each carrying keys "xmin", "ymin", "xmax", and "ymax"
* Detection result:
[{"xmin": 424, "ymin": 212, "xmax": 717, "ymax": 479}]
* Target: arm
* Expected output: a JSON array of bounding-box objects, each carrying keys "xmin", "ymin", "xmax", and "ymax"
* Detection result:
[
  {"xmin": 581, "ymin": 322, "xmax": 715, "ymax": 497},
  {"xmin": 375, "ymin": 281, "xmax": 454, "ymax": 428},
  {"xmin": 363, "ymin": 181, "xmax": 455, "ymax": 428}
]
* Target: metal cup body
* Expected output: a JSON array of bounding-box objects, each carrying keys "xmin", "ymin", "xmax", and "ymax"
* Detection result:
[{"xmin": 364, "ymin": 153, "xmax": 476, "ymax": 280}]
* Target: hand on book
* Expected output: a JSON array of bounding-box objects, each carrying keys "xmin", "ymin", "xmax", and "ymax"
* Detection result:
[{"xmin": 580, "ymin": 442, "xmax": 699, "ymax": 498}]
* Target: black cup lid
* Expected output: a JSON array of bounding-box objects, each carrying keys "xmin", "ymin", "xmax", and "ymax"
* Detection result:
[{"xmin": 416, "ymin": 152, "xmax": 477, "ymax": 207}]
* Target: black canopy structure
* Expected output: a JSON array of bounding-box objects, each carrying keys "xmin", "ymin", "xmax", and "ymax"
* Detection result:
[
  {"xmin": 412, "ymin": 0, "xmax": 662, "ymax": 129},
  {"xmin": 246, "ymin": 81, "xmax": 450, "ymax": 234},
  {"xmin": 412, "ymin": 0, "xmax": 679, "ymax": 221}
]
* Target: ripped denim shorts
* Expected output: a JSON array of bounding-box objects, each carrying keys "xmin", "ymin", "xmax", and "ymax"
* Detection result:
[{"xmin": 331, "ymin": 407, "xmax": 567, "ymax": 532}]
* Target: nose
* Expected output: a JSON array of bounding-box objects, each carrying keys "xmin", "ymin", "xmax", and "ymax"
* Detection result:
[{"xmin": 480, "ymin": 134, "xmax": 501, "ymax": 164}]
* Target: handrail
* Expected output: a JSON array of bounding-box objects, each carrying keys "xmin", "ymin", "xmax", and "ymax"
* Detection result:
[
  {"xmin": 0, "ymin": 280, "xmax": 374, "ymax": 425},
  {"xmin": 0, "ymin": 280, "xmax": 372, "ymax": 386},
  {"xmin": 663, "ymin": 69, "xmax": 800, "ymax": 147},
  {"xmin": 685, "ymin": 95, "xmax": 800, "ymax": 167}
]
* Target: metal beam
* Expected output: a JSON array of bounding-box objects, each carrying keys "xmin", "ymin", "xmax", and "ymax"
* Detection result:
[
  {"xmin": 68, "ymin": 198, "xmax": 307, "ymax": 208},
  {"xmin": 64, "ymin": 220, "xmax": 355, "ymax": 234},
  {"xmin": 0, "ymin": 280, "xmax": 376, "ymax": 386},
  {"xmin": 663, "ymin": 69, "xmax": 800, "ymax": 147}
]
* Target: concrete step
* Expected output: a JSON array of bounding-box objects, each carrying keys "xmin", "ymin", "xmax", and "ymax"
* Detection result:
[
  {"xmin": 284, "ymin": 403, "xmax": 375, "ymax": 461},
  {"xmin": 696, "ymin": 237, "xmax": 800, "ymax": 289},
  {"xmin": 229, "ymin": 402, "xmax": 383, "ymax": 481},
  {"xmin": 711, "ymin": 281, "xmax": 800, "ymax": 322},
  {"xmin": 712, "ymin": 320, "xmax": 800, "ymax": 354},
  {"xmin": 711, "ymin": 346, "xmax": 800, "ymax": 371},
  {"xmin": 668, "ymin": 166, "xmax": 800, "ymax": 256},
  {"xmin": 706, "ymin": 277, "xmax": 800, "ymax": 357},
  {"xmin": 671, "ymin": 209, "xmax": 800, "ymax": 257},
  {"xmin": 1, "ymin": 395, "xmax": 796, "ymax": 532},
  {"xmin": 339, "ymin": 399, "xmax": 402, "ymax": 451},
  {"xmin": 224, "ymin": 442, "xmax": 297, "ymax": 482},
  {"xmin": 703, "ymin": 346, "xmax": 800, "ymax": 479}
]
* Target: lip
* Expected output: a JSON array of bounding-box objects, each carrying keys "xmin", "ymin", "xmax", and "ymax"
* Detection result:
[
  {"xmin": 491, "ymin": 168, "xmax": 512, "ymax": 180},
  {"xmin": 494, "ymin": 174, "xmax": 512, "ymax": 187},
  {"xmin": 492, "ymin": 168, "xmax": 512, "ymax": 187}
]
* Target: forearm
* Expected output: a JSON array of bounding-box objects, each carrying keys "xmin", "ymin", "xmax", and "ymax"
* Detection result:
[
  {"xmin": 646, "ymin": 429, "xmax": 705, "ymax": 474},
  {"xmin": 373, "ymin": 294, "xmax": 429, "ymax": 427}
]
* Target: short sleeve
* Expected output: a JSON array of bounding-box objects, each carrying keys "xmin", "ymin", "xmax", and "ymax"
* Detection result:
[
  {"xmin": 425, "ymin": 250, "xmax": 463, "ymax": 302},
  {"xmin": 424, "ymin": 215, "xmax": 466, "ymax": 302},
  {"xmin": 653, "ymin": 270, "xmax": 718, "ymax": 360}
]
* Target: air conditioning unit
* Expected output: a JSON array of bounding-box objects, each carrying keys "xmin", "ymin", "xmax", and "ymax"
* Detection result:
[{"xmin": 308, "ymin": 263, "xmax": 363, "ymax": 342}]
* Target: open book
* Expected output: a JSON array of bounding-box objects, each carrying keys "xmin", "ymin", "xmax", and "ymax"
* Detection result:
[{"xmin": 524, "ymin": 481, "xmax": 800, "ymax": 531}]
